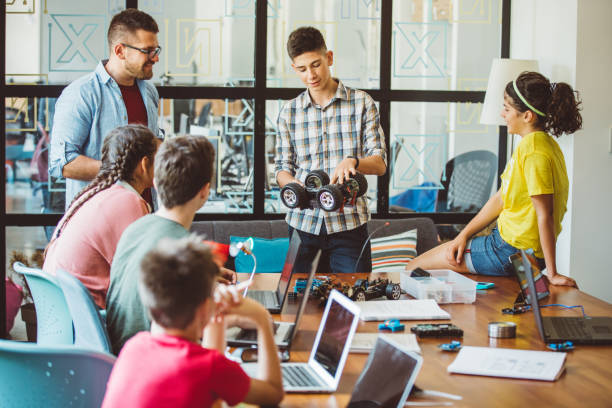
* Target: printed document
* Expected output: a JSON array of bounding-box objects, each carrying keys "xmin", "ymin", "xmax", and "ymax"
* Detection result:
[
  {"xmin": 350, "ymin": 333, "xmax": 421, "ymax": 354},
  {"xmin": 447, "ymin": 346, "xmax": 566, "ymax": 381},
  {"xmin": 357, "ymin": 299, "xmax": 451, "ymax": 321}
]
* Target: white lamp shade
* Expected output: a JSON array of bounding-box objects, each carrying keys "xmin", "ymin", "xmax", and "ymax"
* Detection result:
[{"xmin": 480, "ymin": 58, "xmax": 540, "ymax": 125}]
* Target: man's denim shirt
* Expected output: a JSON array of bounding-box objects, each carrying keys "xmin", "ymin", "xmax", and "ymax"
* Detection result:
[{"xmin": 49, "ymin": 60, "xmax": 159, "ymax": 208}]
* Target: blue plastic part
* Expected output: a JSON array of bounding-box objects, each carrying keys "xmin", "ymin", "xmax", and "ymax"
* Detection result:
[
  {"xmin": 547, "ymin": 341, "xmax": 574, "ymax": 351},
  {"xmin": 476, "ymin": 282, "xmax": 495, "ymax": 290},
  {"xmin": 0, "ymin": 339, "xmax": 116, "ymax": 407},
  {"xmin": 438, "ymin": 340, "xmax": 462, "ymax": 351},
  {"xmin": 55, "ymin": 269, "xmax": 112, "ymax": 353},
  {"xmin": 13, "ymin": 262, "xmax": 74, "ymax": 345},
  {"xmin": 378, "ymin": 319, "xmax": 405, "ymax": 332}
]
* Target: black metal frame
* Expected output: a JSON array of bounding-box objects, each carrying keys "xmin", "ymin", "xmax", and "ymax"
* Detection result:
[{"xmin": 0, "ymin": 0, "xmax": 511, "ymax": 337}]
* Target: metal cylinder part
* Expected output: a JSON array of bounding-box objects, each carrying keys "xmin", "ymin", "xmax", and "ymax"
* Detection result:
[{"xmin": 488, "ymin": 321, "xmax": 517, "ymax": 338}]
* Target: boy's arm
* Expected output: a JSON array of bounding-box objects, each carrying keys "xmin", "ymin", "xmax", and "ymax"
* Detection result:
[
  {"xmin": 229, "ymin": 298, "xmax": 284, "ymax": 406},
  {"xmin": 274, "ymin": 110, "xmax": 298, "ymax": 188},
  {"xmin": 333, "ymin": 94, "xmax": 387, "ymax": 183}
]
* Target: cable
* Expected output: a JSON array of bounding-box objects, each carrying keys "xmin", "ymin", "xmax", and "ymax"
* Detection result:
[
  {"xmin": 522, "ymin": 303, "xmax": 588, "ymax": 317},
  {"xmin": 540, "ymin": 303, "xmax": 588, "ymax": 318}
]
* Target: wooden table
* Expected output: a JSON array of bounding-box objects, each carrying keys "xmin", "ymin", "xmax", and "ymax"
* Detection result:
[{"xmin": 237, "ymin": 272, "xmax": 612, "ymax": 408}]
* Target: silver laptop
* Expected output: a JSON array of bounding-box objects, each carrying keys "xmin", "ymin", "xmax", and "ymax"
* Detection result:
[
  {"xmin": 348, "ymin": 335, "xmax": 423, "ymax": 407},
  {"xmin": 242, "ymin": 289, "xmax": 361, "ymax": 393},
  {"xmin": 227, "ymin": 251, "xmax": 321, "ymax": 349},
  {"xmin": 246, "ymin": 233, "xmax": 301, "ymax": 314},
  {"xmin": 520, "ymin": 250, "xmax": 612, "ymax": 345}
]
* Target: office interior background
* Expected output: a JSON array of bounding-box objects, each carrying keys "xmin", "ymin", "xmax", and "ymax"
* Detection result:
[{"xmin": 2, "ymin": 0, "xmax": 611, "ymax": 336}]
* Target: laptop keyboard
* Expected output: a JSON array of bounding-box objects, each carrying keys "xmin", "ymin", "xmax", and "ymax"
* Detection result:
[
  {"xmin": 237, "ymin": 322, "xmax": 280, "ymax": 341},
  {"xmin": 248, "ymin": 291, "xmax": 278, "ymax": 308},
  {"xmin": 550, "ymin": 317, "xmax": 591, "ymax": 339},
  {"xmin": 282, "ymin": 365, "xmax": 322, "ymax": 388}
]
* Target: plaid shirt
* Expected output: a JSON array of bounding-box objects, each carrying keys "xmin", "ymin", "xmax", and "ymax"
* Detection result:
[{"xmin": 274, "ymin": 80, "xmax": 387, "ymax": 235}]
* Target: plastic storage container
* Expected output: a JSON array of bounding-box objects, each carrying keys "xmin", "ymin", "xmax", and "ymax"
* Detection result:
[{"xmin": 400, "ymin": 269, "xmax": 477, "ymax": 304}]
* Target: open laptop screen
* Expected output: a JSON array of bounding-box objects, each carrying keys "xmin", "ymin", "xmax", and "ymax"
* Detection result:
[
  {"xmin": 510, "ymin": 252, "xmax": 549, "ymax": 304},
  {"xmin": 313, "ymin": 299, "xmax": 355, "ymax": 377},
  {"xmin": 275, "ymin": 233, "xmax": 301, "ymax": 302},
  {"xmin": 520, "ymin": 250, "xmax": 548, "ymax": 341},
  {"xmin": 348, "ymin": 336, "xmax": 423, "ymax": 408}
]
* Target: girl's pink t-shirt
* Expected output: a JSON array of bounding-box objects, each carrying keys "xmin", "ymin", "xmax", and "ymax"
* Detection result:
[{"xmin": 43, "ymin": 184, "xmax": 149, "ymax": 308}]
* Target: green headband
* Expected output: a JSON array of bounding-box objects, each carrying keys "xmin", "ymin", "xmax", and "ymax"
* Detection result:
[{"xmin": 512, "ymin": 80, "xmax": 546, "ymax": 117}]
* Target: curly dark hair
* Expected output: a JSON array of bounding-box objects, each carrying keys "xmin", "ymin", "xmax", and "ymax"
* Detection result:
[
  {"xmin": 287, "ymin": 26, "xmax": 327, "ymax": 60},
  {"xmin": 139, "ymin": 235, "xmax": 219, "ymax": 330},
  {"xmin": 107, "ymin": 8, "xmax": 159, "ymax": 47},
  {"xmin": 51, "ymin": 124, "xmax": 157, "ymax": 242},
  {"xmin": 505, "ymin": 71, "xmax": 582, "ymax": 137}
]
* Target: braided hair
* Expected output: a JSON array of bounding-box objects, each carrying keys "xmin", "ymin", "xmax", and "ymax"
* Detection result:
[
  {"xmin": 53, "ymin": 124, "xmax": 158, "ymax": 241},
  {"xmin": 505, "ymin": 71, "xmax": 583, "ymax": 137}
]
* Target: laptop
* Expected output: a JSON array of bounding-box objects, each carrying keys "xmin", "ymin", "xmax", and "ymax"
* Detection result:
[
  {"xmin": 227, "ymin": 251, "xmax": 321, "ymax": 349},
  {"xmin": 520, "ymin": 250, "xmax": 612, "ymax": 345},
  {"xmin": 509, "ymin": 252, "xmax": 550, "ymax": 305},
  {"xmin": 245, "ymin": 233, "xmax": 301, "ymax": 314},
  {"xmin": 348, "ymin": 335, "xmax": 423, "ymax": 408},
  {"xmin": 242, "ymin": 289, "xmax": 361, "ymax": 393}
]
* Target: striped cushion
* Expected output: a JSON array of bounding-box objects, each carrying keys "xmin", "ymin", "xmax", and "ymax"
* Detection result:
[{"xmin": 371, "ymin": 229, "xmax": 418, "ymax": 272}]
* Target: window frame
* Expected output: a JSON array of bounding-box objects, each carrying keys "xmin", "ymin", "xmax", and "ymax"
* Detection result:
[{"xmin": 0, "ymin": 0, "xmax": 512, "ymax": 336}]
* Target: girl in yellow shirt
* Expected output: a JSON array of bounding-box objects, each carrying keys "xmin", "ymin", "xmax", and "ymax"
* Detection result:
[{"xmin": 406, "ymin": 72, "xmax": 582, "ymax": 287}]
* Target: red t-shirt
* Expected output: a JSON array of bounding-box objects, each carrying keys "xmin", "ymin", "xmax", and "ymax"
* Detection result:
[
  {"xmin": 102, "ymin": 332, "xmax": 251, "ymax": 408},
  {"xmin": 118, "ymin": 84, "xmax": 148, "ymax": 126}
]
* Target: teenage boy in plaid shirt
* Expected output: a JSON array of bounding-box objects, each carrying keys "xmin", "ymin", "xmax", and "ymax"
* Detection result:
[{"xmin": 274, "ymin": 26, "xmax": 387, "ymax": 274}]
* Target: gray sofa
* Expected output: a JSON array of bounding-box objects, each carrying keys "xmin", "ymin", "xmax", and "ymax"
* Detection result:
[{"xmin": 191, "ymin": 217, "xmax": 438, "ymax": 272}]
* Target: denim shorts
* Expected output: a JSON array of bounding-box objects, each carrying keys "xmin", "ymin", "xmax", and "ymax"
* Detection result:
[{"xmin": 465, "ymin": 227, "xmax": 543, "ymax": 276}]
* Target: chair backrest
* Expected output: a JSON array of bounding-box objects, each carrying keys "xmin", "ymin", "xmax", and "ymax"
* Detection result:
[
  {"xmin": 0, "ymin": 339, "xmax": 115, "ymax": 408},
  {"xmin": 13, "ymin": 262, "xmax": 74, "ymax": 345},
  {"xmin": 436, "ymin": 150, "xmax": 498, "ymax": 212},
  {"xmin": 55, "ymin": 269, "xmax": 112, "ymax": 353}
]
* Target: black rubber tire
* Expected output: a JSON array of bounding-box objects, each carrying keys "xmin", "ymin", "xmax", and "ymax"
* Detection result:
[
  {"xmin": 385, "ymin": 283, "xmax": 401, "ymax": 300},
  {"xmin": 350, "ymin": 172, "xmax": 368, "ymax": 197},
  {"xmin": 317, "ymin": 185, "xmax": 344, "ymax": 211},
  {"xmin": 353, "ymin": 288, "xmax": 367, "ymax": 302},
  {"xmin": 280, "ymin": 182, "xmax": 308, "ymax": 209},
  {"xmin": 305, "ymin": 169, "xmax": 330, "ymax": 189}
]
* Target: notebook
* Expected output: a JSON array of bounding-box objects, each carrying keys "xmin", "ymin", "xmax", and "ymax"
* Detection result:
[
  {"xmin": 356, "ymin": 299, "xmax": 450, "ymax": 321},
  {"xmin": 226, "ymin": 251, "xmax": 321, "ymax": 349},
  {"xmin": 521, "ymin": 250, "xmax": 612, "ymax": 345},
  {"xmin": 245, "ymin": 233, "xmax": 301, "ymax": 314},
  {"xmin": 241, "ymin": 289, "xmax": 361, "ymax": 393},
  {"xmin": 348, "ymin": 335, "xmax": 423, "ymax": 407}
]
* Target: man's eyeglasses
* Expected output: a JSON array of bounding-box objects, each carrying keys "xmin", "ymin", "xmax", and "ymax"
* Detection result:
[{"xmin": 121, "ymin": 43, "xmax": 162, "ymax": 59}]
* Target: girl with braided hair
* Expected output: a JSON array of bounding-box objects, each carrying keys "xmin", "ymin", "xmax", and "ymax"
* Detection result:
[
  {"xmin": 406, "ymin": 71, "xmax": 582, "ymax": 287},
  {"xmin": 44, "ymin": 124, "xmax": 160, "ymax": 308}
]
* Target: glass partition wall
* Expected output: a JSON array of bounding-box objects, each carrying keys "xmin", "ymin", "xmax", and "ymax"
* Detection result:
[{"xmin": 1, "ymin": 0, "xmax": 511, "ymax": 336}]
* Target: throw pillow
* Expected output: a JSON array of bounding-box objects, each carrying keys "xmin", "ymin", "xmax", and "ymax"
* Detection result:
[
  {"xmin": 230, "ymin": 236, "xmax": 290, "ymax": 273},
  {"xmin": 371, "ymin": 229, "xmax": 418, "ymax": 272}
]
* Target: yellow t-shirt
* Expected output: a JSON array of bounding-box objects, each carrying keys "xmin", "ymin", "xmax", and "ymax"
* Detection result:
[{"xmin": 497, "ymin": 131, "xmax": 569, "ymax": 258}]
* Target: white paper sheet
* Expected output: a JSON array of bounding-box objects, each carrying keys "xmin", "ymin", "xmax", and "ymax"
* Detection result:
[
  {"xmin": 350, "ymin": 333, "xmax": 421, "ymax": 354},
  {"xmin": 357, "ymin": 299, "xmax": 451, "ymax": 321},
  {"xmin": 447, "ymin": 346, "xmax": 566, "ymax": 381}
]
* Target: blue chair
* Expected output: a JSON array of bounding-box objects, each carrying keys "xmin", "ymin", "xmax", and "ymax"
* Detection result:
[
  {"xmin": 55, "ymin": 269, "xmax": 112, "ymax": 353},
  {"xmin": 0, "ymin": 339, "xmax": 115, "ymax": 408},
  {"xmin": 13, "ymin": 262, "xmax": 74, "ymax": 345}
]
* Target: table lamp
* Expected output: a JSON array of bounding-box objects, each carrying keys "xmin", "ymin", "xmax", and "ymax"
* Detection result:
[{"xmin": 480, "ymin": 58, "xmax": 540, "ymax": 125}]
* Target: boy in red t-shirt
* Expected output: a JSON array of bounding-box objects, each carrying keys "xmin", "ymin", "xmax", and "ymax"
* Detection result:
[{"xmin": 102, "ymin": 236, "xmax": 284, "ymax": 408}]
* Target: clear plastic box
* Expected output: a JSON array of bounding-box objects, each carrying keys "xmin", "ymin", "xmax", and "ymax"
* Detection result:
[{"xmin": 400, "ymin": 269, "xmax": 477, "ymax": 304}]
